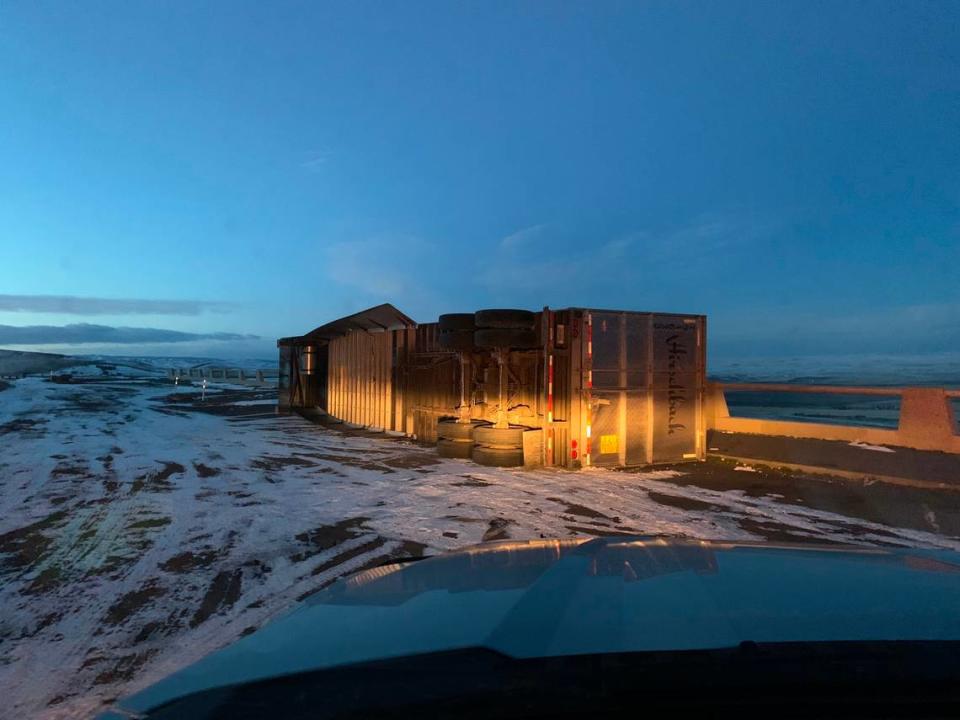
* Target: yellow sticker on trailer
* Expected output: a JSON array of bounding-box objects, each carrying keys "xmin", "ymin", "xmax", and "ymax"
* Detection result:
[{"xmin": 599, "ymin": 434, "xmax": 618, "ymax": 454}]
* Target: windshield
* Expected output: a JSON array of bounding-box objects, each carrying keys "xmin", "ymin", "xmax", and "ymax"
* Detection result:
[{"xmin": 1, "ymin": 2, "xmax": 958, "ymax": 718}]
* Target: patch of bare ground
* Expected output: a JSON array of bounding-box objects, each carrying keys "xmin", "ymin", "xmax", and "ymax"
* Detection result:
[
  {"xmin": 24, "ymin": 566, "xmax": 65, "ymax": 594},
  {"xmin": 130, "ymin": 461, "xmax": 185, "ymax": 492},
  {"xmin": 310, "ymin": 537, "xmax": 387, "ymax": 576},
  {"xmin": 190, "ymin": 569, "xmax": 243, "ymax": 627},
  {"xmin": 249, "ymin": 455, "xmax": 317, "ymax": 472},
  {"xmin": 311, "ymin": 538, "xmax": 429, "ymax": 579},
  {"xmin": 547, "ymin": 497, "xmax": 620, "ymax": 523},
  {"xmin": 482, "ymin": 517, "xmax": 515, "ymax": 541},
  {"xmin": 452, "ymin": 474, "xmax": 493, "ymax": 487},
  {"xmin": 310, "ymin": 453, "xmax": 397, "ymax": 473},
  {"xmin": 395, "ymin": 539, "xmax": 429, "ymax": 558},
  {"xmin": 735, "ymin": 517, "xmax": 837, "ymax": 544},
  {"xmin": 381, "ymin": 453, "xmax": 442, "ymax": 471},
  {"xmin": 296, "ymin": 539, "xmax": 429, "ymax": 601},
  {"xmin": 57, "ymin": 391, "xmax": 122, "ymax": 414},
  {"xmin": 152, "ymin": 390, "xmax": 278, "ymax": 418},
  {"xmin": 104, "ymin": 582, "xmax": 167, "ymax": 626},
  {"xmin": 0, "ymin": 510, "xmax": 68, "ymax": 572},
  {"xmin": 646, "ymin": 491, "xmax": 726, "ymax": 513},
  {"xmin": 564, "ymin": 525, "xmax": 637, "ymax": 537},
  {"xmin": 50, "ymin": 460, "xmax": 91, "ymax": 478},
  {"xmin": 0, "ymin": 417, "xmax": 47, "ymax": 437},
  {"xmin": 193, "ymin": 462, "xmax": 221, "ymax": 478},
  {"xmin": 132, "ymin": 615, "xmax": 182, "ymax": 644},
  {"xmin": 636, "ymin": 456, "xmax": 960, "ymax": 537},
  {"xmin": 443, "ymin": 515, "xmax": 486, "ymax": 523},
  {"xmin": 290, "ymin": 517, "xmax": 370, "ymax": 563},
  {"xmin": 158, "ymin": 550, "xmax": 220, "ymax": 574},
  {"xmin": 126, "ymin": 516, "xmax": 172, "ymax": 531},
  {"xmin": 92, "ymin": 649, "xmax": 160, "ymax": 686}
]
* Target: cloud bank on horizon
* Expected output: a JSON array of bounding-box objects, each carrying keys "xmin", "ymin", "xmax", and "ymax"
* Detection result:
[
  {"xmin": 0, "ymin": 293, "xmax": 264, "ymax": 357},
  {"xmin": 0, "ymin": 323, "xmax": 258, "ymax": 345},
  {"xmin": 0, "ymin": 295, "xmax": 232, "ymax": 315}
]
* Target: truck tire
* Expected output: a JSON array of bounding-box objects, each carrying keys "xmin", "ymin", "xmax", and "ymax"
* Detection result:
[
  {"xmin": 474, "ymin": 328, "xmax": 538, "ymax": 349},
  {"xmin": 472, "ymin": 445, "xmax": 524, "ymax": 467},
  {"xmin": 439, "ymin": 329, "xmax": 475, "ymax": 351},
  {"xmin": 438, "ymin": 313, "xmax": 476, "ymax": 332},
  {"xmin": 475, "ymin": 309, "xmax": 536, "ymax": 330},
  {"xmin": 438, "ymin": 438, "xmax": 474, "ymax": 459},
  {"xmin": 437, "ymin": 418, "xmax": 487, "ymax": 441},
  {"xmin": 473, "ymin": 425, "xmax": 525, "ymax": 448}
]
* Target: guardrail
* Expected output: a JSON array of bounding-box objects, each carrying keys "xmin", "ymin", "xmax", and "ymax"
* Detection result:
[
  {"xmin": 167, "ymin": 367, "xmax": 279, "ymax": 387},
  {"xmin": 707, "ymin": 382, "xmax": 960, "ymax": 454}
]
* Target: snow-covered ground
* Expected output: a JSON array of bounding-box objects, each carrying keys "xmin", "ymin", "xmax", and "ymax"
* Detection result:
[{"xmin": 2, "ymin": 365, "xmax": 959, "ymax": 719}]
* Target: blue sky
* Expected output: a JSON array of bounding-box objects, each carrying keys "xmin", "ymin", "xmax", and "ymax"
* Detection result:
[{"xmin": 1, "ymin": 1, "xmax": 958, "ymax": 360}]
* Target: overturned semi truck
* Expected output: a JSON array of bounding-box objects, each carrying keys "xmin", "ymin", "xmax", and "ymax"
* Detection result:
[{"xmin": 277, "ymin": 304, "xmax": 706, "ymax": 469}]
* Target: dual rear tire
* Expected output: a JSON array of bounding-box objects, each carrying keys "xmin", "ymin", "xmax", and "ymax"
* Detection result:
[
  {"xmin": 472, "ymin": 445, "xmax": 524, "ymax": 467},
  {"xmin": 437, "ymin": 418, "xmax": 490, "ymax": 459},
  {"xmin": 437, "ymin": 438, "xmax": 474, "ymax": 459},
  {"xmin": 439, "ymin": 310, "xmax": 539, "ymax": 351},
  {"xmin": 438, "ymin": 314, "xmax": 476, "ymax": 352},
  {"xmin": 471, "ymin": 424, "xmax": 526, "ymax": 467},
  {"xmin": 436, "ymin": 419, "xmax": 527, "ymax": 467},
  {"xmin": 473, "ymin": 309, "xmax": 538, "ymax": 350},
  {"xmin": 436, "ymin": 309, "xmax": 536, "ymax": 466}
]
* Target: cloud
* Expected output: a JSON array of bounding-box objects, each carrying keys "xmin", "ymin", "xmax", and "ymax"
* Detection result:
[
  {"xmin": 478, "ymin": 224, "xmax": 560, "ymax": 290},
  {"xmin": 301, "ymin": 150, "xmax": 330, "ymax": 172},
  {"xmin": 498, "ymin": 224, "xmax": 546, "ymax": 250},
  {"xmin": 0, "ymin": 295, "xmax": 232, "ymax": 316},
  {"xmin": 323, "ymin": 237, "xmax": 432, "ymax": 298},
  {"xmin": 478, "ymin": 224, "xmax": 630, "ymax": 297},
  {"xmin": 634, "ymin": 214, "xmax": 776, "ymax": 265},
  {"xmin": 0, "ymin": 324, "xmax": 259, "ymax": 345},
  {"xmin": 324, "ymin": 240, "xmax": 405, "ymax": 297},
  {"xmin": 598, "ymin": 236, "xmax": 633, "ymax": 260},
  {"xmin": 319, "ymin": 236, "xmax": 451, "ymax": 320}
]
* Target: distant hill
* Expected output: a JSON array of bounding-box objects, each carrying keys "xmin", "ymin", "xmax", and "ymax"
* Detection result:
[
  {"xmin": 0, "ymin": 349, "xmax": 88, "ymax": 376},
  {"xmin": 0, "ymin": 349, "xmax": 276, "ymax": 378}
]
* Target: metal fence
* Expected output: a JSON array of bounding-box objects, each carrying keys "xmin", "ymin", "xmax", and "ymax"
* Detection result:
[{"xmin": 168, "ymin": 367, "xmax": 278, "ymax": 387}]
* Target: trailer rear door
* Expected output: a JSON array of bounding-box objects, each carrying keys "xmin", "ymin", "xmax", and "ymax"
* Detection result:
[
  {"xmin": 590, "ymin": 312, "xmax": 649, "ymax": 467},
  {"xmin": 586, "ymin": 311, "xmax": 704, "ymax": 467}
]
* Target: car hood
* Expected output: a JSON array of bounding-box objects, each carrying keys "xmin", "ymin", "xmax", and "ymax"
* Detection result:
[{"xmin": 107, "ymin": 537, "xmax": 960, "ymax": 717}]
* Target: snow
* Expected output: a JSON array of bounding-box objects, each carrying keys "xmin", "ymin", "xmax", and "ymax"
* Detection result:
[
  {"xmin": 848, "ymin": 441, "xmax": 896, "ymax": 453},
  {"xmin": 734, "ymin": 464, "xmax": 759, "ymax": 472},
  {"xmin": 2, "ymin": 370, "xmax": 959, "ymax": 719}
]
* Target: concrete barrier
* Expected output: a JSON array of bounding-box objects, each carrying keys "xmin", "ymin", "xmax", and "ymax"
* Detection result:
[{"xmin": 708, "ymin": 382, "xmax": 960, "ymax": 454}]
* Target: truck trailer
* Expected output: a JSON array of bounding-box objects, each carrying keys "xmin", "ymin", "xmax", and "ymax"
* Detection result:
[{"xmin": 277, "ymin": 304, "xmax": 706, "ymax": 469}]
